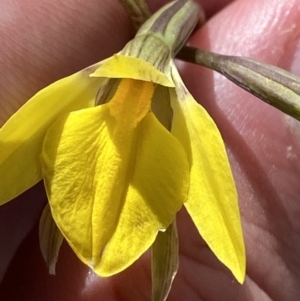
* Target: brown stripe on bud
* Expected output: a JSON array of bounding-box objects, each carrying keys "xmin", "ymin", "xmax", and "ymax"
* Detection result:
[{"xmin": 150, "ymin": 0, "xmax": 203, "ymax": 55}]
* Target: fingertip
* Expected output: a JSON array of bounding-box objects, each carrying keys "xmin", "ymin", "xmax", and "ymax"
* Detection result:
[{"xmin": 0, "ymin": 0, "xmax": 133, "ymax": 125}]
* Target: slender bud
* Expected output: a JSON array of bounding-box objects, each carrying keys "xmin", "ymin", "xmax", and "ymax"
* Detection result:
[
  {"xmin": 178, "ymin": 46, "xmax": 300, "ymax": 120},
  {"xmin": 39, "ymin": 204, "xmax": 64, "ymax": 275},
  {"xmin": 152, "ymin": 220, "xmax": 179, "ymax": 301}
]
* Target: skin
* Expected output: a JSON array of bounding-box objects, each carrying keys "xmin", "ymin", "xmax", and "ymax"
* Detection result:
[{"xmin": 1, "ymin": 0, "xmax": 300, "ymax": 300}]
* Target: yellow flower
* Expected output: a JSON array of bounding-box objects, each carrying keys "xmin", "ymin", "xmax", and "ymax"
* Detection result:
[{"xmin": 0, "ymin": 0, "xmax": 245, "ymax": 283}]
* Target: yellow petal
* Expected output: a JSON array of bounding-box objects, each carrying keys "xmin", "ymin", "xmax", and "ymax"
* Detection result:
[
  {"xmin": 41, "ymin": 104, "xmax": 189, "ymax": 276},
  {"xmin": 170, "ymin": 67, "xmax": 246, "ymax": 283},
  {"xmin": 0, "ymin": 66, "xmax": 104, "ymax": 204},
  {"xmin": 91, "ymin": 54, "xmax": 174, "ymax": 87}
]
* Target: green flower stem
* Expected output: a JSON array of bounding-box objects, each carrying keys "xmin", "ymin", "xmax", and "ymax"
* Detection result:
[{"xmin": 177, "ymin": 46, "xmax": 300, "ymax": 121}]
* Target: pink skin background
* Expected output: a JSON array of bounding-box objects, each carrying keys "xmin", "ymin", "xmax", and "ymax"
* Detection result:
[{"xmin": 1, "ymin": 0, "xmax": 300, "ymax": 300}]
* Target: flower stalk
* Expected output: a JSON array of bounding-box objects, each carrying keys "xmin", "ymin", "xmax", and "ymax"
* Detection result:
[{"xmin": 117, "ymin": 0, "xmax": 151, "ymax": 29}]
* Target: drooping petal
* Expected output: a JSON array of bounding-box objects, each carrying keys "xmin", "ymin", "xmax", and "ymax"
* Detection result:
[
  {"xmin": 170, "ymin": 66, "xmax": 246, "ymax": 283},
  {"xmin": 41, "ymin": 103, "xmax": 189, "ymax": 276},
  {"xmin": 0, "ymin": 66, "xmax": 104, "ymax": 204}
]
